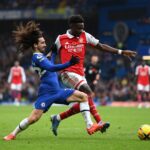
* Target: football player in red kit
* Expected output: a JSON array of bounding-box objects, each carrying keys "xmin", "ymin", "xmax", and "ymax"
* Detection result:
[
  {"xmin": 51, "ymin": 15, "xmax": 137, "ymax": 136},
  {"xmin": 8, "ymin": 61, "xmax": 26, "ymax": 106},
  {"xmin": 135, "ymin": 60, "xmax": 150, "ymax": 107}
]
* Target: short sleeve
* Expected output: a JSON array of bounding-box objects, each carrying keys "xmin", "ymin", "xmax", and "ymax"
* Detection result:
[
  {"xmin": 55, "ymin": 35, "xmax": 61, "ymax": 50},
  {"xmin": 85, "ymin": 32, "xmax": 99, "ymax": 46},
  {"xmin": 135, "ymin": 66, "xmax": 139, "ymax": 75},
  {"xmin": 148, "ymin": 66, "xmax": 150, "ymax": 75}
]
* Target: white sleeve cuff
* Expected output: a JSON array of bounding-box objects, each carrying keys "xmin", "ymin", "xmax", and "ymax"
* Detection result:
[{"xmin": 118, "ymin": 49, "xmax": 123, "ymax": 55}]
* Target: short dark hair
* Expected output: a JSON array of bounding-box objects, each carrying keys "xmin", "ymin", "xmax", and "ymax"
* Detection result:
[
  {"xmin": 13, "ymin": 21, "xmax": 43, "ymax": 54},
  {"xmin": 68, "ymin": 15, "xmax": 84, "ymax": 25}
]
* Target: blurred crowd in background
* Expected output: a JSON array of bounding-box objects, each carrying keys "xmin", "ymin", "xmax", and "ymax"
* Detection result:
[
  {"xmin": 0, "ymin": 0, "xmax": 150, "ymax": 105},
  {"xmin": 0, "ymin": 35, "xmax": 142, "ymax": 105},
  {"xmin": 0, "ymin": 0, "xmax": 98, "ymax": 17}
]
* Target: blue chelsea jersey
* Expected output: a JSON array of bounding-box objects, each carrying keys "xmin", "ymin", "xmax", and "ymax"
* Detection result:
[{"xmin": 32, "ymin": 52, "xmax": 71, "ymax": 93}]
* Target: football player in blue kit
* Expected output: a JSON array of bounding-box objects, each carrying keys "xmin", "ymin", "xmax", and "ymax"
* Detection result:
[{"xmin": 3, "ymin": 21, "xmax": 102, "ymax": 141}]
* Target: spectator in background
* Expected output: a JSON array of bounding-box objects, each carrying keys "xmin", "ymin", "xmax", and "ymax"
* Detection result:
[
  {"xmin": 8, "ymin": 61, "xmax": 26, "ymax": 106},
  {"xmin": 135, "ymin": 59, "xmax": 150, "ymax": 108},
  {"xmin": 85, "ymin": 55, "xmax": 100, "ymax": 97}
]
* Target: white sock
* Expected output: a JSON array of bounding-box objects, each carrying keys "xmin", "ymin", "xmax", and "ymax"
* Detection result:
[
  {"xmin": 12, "ymin": 118, "xmax": 29, "ymax": 136},
  {"xmin": 80, "ymin": 101, "xmax": 93, "ymax": 128},
  {"xmin": 56, "ymin": 115, "xmax": 61, "ymax": 121},
  {"xmin": 98, "ymin": 120, "xmax": 103, "ymax": 125}
]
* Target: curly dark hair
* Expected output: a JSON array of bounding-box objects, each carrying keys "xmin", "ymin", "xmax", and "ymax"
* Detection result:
[
  {"xmin": 13, "ymin": 21, "xmax": 43, "ymax": 54},
  {"xmin": 68, "ymin": 14, "xmax": 84, "ymax": 25}
]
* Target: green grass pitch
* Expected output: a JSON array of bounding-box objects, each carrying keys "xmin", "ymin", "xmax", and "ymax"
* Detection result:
[{"xmin": 1, "ymin": 105, "xmax": 150, "ymax": 150}]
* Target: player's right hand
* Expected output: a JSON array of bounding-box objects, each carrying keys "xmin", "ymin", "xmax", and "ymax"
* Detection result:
[
  {"xmin": 69, "ymin": 56, "xmax": 80, "ymax": 65},
  {"xmin": 122, "ymin": 50, "xmax": 137, "ymax": 61},
  {"xmin": 122, "ymin": 50, "xmax": 137, "ymax": 57}
]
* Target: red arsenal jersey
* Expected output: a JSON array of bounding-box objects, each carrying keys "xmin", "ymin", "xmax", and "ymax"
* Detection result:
[
  {"xmin": 135, "ymin": 65, "xmax": 150, "ymax": 85},
  {"xmin": 55, "ymin": 30, "xmax": 99, "ymax": 76},
  {"xmin": 8, "ymin": 66, "xmax": 26, "ymax": 84}
]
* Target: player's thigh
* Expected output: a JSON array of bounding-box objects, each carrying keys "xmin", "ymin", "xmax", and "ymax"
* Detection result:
[
  {"xmin": 66, "ymin": 90, "xmax": 88, "ymax": 103},
  {"xmin": 79, "ymin": 83, "xmax": 93, "ymax": 95},
  {"xmin": 60, "ymin": 72, "xmax": 87, "ymax": 89},
  {"xmin": 137, "ymin": 84, "xmax": 144, "ymax": 91},
  {"xmin": 16, "ymin": 84, "xmax": 22, "ymax": 91},
  {"xmin": 144, "ymin": 85, "xmax": 150, "ymax": 92},
  {"xmin": 10, "ymin": 83, "xmax": 17, "ymax": 90}
]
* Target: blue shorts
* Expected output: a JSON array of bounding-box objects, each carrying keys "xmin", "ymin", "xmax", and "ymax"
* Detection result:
[{"xmin": 34, "ymin": 88, "xmax": 74, "ymax": 113}]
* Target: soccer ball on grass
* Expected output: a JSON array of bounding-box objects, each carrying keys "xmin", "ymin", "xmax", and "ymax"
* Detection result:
[{"xmin": 138, "ymin": 124, "xmax": 150, "ymax": 140}]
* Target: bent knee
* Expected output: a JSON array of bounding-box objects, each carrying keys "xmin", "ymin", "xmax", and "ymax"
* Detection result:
[
  {"xmin": 29, "ymin": 116, "xmax": 40, "ymax": 124},
  {"xmin": 81, "ymin": 92, "xmax": 88, "ymax": 102}
]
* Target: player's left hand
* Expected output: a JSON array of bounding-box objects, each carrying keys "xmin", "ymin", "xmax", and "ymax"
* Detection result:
[
  {"xmin": 122, "ymin": 50, "xmax": 137, "ymax": 61},
  {"xmin": 69, "ymin": 55, "xmax": 80, "ymax": 65}
]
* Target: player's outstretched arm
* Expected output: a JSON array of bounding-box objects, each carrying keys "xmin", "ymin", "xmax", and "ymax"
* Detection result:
[
  {"xmin": 95, "ymin": 43, "xmax": 137, "ymax": 58},
  {"xmin": 35, "ymin": 55, "xmax": 80, "ymax": 72}
]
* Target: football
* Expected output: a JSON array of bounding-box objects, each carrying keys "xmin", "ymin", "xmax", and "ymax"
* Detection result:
[{"xmin": 138, "ymin": 124, "xmax": 150, "ymax": 140}]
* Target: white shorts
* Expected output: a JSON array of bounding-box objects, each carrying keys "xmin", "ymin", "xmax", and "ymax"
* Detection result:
[
  {"xmin": 60, "ymin": 72, "xmax": 87, "ymax": 89},
  {"xmin": 10, "ymin": 83, "xmax": 22, "ymax": 91},
  {"xmin": 137, "ymin": 84, "xmax": 150, "ymax": 92}
]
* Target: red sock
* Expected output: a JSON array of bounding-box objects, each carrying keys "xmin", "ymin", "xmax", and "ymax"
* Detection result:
[
  {"xmin": 60, "ymin": 103, "xmax": 80, "ymax": 120},
  {"xmin": 59, "ymin": 96, "xmax": 102, "ymax": 123},
  {"xmin": 17, "ymin": 92, "xmax": 21, "ymax": 102},
  {"xmin": 137, "ymin": 94, "xmax": 142, "ymax": 102},
  {"xmin": 88, "ymin": 96, "xmax": 101, "ymax": 123}
]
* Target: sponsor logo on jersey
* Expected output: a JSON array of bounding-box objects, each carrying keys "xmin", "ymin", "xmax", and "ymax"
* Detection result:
[{"xmin": 64, "ymin": 43, "xmax": 84, "ymax": 53}]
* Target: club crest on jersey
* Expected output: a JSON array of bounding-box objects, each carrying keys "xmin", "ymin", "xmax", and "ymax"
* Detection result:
[
  {"xmin": 41, "ymin": 102, "xmax": 45, "ymax": 107},
  {"xmin": 79, "ymin": 38, "xmax": 83, "ymax": 43}
]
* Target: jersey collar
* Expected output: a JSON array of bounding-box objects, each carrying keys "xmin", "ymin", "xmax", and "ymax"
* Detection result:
[
  {"xmin": 33, "ymin": 52, "xmax": 43, "ymax": 55},
  {"xmin": 66, "ymin": 29, "xmax": 85, "ymax": 38}
]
